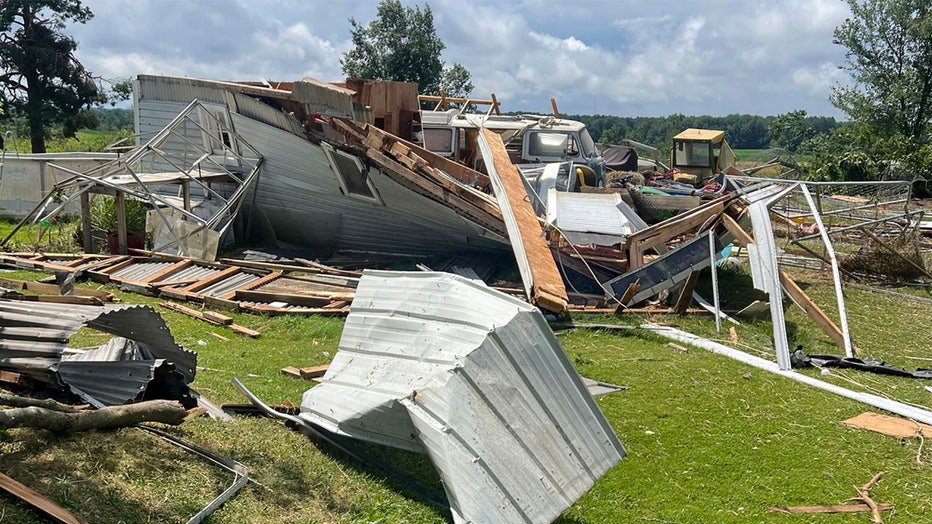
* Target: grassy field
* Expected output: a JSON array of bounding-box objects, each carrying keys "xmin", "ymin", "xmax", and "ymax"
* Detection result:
[{"xmin": 1, "ymin": 260, "xmax": 931, "ymax": 523}]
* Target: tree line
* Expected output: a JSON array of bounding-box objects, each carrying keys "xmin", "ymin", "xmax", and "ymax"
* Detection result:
[{"xmin": 564, "ymin": 112, "xmax": 840, "ymax": 151}]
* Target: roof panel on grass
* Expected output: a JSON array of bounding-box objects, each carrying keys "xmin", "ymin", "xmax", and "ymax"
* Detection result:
[{"xmin": 300, "ymin": 271, "xmax": 623, "ymax": 524}]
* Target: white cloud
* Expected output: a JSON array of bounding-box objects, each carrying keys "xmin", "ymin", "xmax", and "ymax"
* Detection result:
[{"xmin": 65, "ymin": 0, "xmax": 852, "ymax": 117}]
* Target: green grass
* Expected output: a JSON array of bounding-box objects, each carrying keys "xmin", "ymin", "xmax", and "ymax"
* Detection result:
[
  {"xmin": 0, "ymin": 217, "xmax": 81, "ymax": 253},
  {"xmin": 2, "ymin": 267, "xmax": 932, "ymax": 523}
]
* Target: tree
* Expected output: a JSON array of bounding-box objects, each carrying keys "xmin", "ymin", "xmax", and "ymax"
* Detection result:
[
  {"xmin": 0, "ymin": 0, "xmax": 105, "ymax": 153},
  {"xmin": 768, "ymin": 110, "xmax": 813, "ymax": 152},
  {"xmin": 831, "ymin": 0, "xmax": 932, "ymax": 142},
  {"xmin": 341, "ymin": 0, "xmax": 472, "ymax": 97}
]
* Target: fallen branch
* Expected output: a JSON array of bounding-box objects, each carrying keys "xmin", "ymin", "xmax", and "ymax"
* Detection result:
[
  {"xmin": 0, "ymin": 393, "xmax": 86, "ymax": 413},
  {"xmin": 769, "ymin": 503, "xmax": 893, "ymax": 514},
  {"xmin": 852, "ymin": 471, "xmax": 887, "ymax": 524},
  {"xmin": 0, "ymin": 400, "xmax": 186, "ymax": 432}
]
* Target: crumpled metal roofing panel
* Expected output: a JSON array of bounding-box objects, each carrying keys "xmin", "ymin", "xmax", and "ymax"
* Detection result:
[
  {"xmin": 0, "ymin": 299, "xmax": 196, "ymax": 391},
  {"xmin": 300, "ymin": 271, "xmax": 624, "ymax": 524}
]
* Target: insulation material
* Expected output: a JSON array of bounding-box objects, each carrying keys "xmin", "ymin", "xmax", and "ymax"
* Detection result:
[{"xmin": 300, "ymin": 271, "xmax": 623, "ymax": 524}]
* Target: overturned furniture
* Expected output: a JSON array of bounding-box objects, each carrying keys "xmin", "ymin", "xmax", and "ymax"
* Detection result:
[
  {"xmin": 293, "ymin": 271, "xmax": 623, "ymax": 523},
  {"xmin": 0, "ymin": 299, "xmax": 197, "ymax": 406}
]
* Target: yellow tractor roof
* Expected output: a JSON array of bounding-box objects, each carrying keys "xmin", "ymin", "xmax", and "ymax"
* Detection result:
[{"xmin": 673, "ymin": 128, "xmax": 725, "ymax": 142}]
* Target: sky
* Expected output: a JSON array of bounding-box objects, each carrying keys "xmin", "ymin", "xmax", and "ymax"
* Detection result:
[{"xmin": 67, "ymin": 0, "xmax": 854, "ymax": 118}]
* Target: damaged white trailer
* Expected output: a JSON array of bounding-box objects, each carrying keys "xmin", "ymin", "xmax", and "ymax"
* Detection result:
[{"xmin": 243, "ymin": 271, "xmax": 624, "ymax": 523}]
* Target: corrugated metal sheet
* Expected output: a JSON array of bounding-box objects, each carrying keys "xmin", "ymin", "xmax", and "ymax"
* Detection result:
[
  {"xmin": 136, "ymin": 82, "xmax": 508, "ymax": 257},
  {"xmin": 300, "ymin": 271, "xmax": 623, "ymax": 524},
  {"xmin": 197, "ymin": 272, "xmax": 261, "ymax": 297},
  {"xmin": 0, "ymin": 300, "xmax": 196, "ymax": 404},
  {"xmin": 546, "ymin": 190, "xmax": 642, "ymax": 241},
  {"xmin": 111, "ymin": 260, "xmax": 177, "ymax": 281}
]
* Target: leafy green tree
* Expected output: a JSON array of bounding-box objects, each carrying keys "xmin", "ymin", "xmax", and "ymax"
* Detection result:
[
  {"xmin": 832, "ymin": 0, "xmax": 932, "ymax": 142},
  {"xmin": 768, "ymin": 110, "xmax": 813, "ymax": 151},
  {"xmin": 0, "ymin": 0, "xmax": 105, "ymax": 153},
  {"xmin": 341, "ymin": 0, "xmax": 472, "ymax": 97}
]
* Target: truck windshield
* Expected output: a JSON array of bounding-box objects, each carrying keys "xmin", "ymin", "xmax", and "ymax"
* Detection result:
[{"xmin": 579, "ymin": 128, "xmax": 596, "ymax": 157}]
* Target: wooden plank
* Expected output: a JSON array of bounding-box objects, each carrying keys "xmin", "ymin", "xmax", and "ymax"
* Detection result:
[
  {"xmin": 219, "ymin": 271, "xmax": 281, "ymax": 300},
  {"xmin": 280, "ymin": 367, "xmax": 302, "ymax": 379},
  {"xmin": 779, "ymin": 270, "xmax": 849, "ymax": 352},
  {"xmin": 674, "ymin": 271, "xmax": 701, "ymax": 314},
  {"xmin": 769, "ymin": 503, "xmax": 893, "ymax": 515},
  {"xmin": 181, "ymin": 266, "xmax": 241, "ymax": 293},
  {"xmin": 229, "ymin": 324, "xmax": 261, "ymax": 338},
  {"xmin": 142, "ymin": 260, "xmax": 193, "ymax": 284},
  {"xmin": 481, "ymin": 128, "xmax": 567, "ymax": 315},
  {"xmin": 219, "ymin": 258, "xmax": 355, "ymax": 277},
  {"xmin": 239, "ymin": 304, "xmax": 350, "ymax": 317},
  {"xmin": 9, "ymin": 295, "xmax": 103, "ymax": 306},
  {"xmin": 160, "ymin": 302, "xmax": 259, "ymax": 338},
  {"xmin": 0, "ymin": 370, "xmax": 24, "ymax": 385},
  {"xmin": 202, "ymin": 311, "xmax": 233, "ymax": 325},
  {"xmin": 618, "ymin": 280, "xmax": 640, "ymax": 306},
  {"xmin": 365, "ymin": 148, "xmax": 506, "ymax": 234},
  {"xmin": 76, "ymin": 255, "xmax": 129, "ymax": 273},
  {"xmin": 293, "ymin": 258, "xmax": 362, "ymax": 278},
  {"xmin": 149, "ymin": 278, "xmax": 202, "ymax": 289},
  {"xmin": 843, "ymin": 412, "xmax": 932, "ymax": 439},
  {"xmin": 234, "ymin": 289, "xmax": 352, "ymax": 307},
  {"xmin": 0, "ymin": 471, "xmax": 88, "ymax": 524},
  {"xmin": 299, "ymin": 365, "xmax": 329, "ymax": 380},
  {"xmin": 203, "ymin": 295, "xmax": 241, "ymax": 312},
  {"xmin": 95, "ymin": 257, "xmax": 136, "ymax": 275}
]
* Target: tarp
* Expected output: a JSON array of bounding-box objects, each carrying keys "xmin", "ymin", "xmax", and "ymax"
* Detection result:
[{"xmin": 597, "ymin": 144, "xmax": 639, "ymax": 172}]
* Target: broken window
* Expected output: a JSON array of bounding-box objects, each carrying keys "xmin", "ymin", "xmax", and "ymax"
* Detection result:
[
  {"xmin": 422, "ymin": 127, "xmax": 456, "ymax": 156},
  {"xmin": 321, "ymin": 142, "xmax": 382, "ymax": 204},
  {"xmin": 198, "ymin": 105, "xmax": 236, "ymax": 155}
]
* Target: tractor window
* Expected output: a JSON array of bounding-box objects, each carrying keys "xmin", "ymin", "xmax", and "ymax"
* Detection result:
[{"xmin": 674, "ymin": 141, "xmax": 712, "ymax": 168}]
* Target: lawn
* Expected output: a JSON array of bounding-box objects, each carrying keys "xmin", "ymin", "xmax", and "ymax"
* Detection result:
[{"xmin": 1, "ymin": 263, "xmax": 931, "ymax": 523}]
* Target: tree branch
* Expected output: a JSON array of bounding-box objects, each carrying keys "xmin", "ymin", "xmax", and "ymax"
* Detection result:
[{"xmin": 0, "ymin": 400, "xmax": 188, "ymax": 432}]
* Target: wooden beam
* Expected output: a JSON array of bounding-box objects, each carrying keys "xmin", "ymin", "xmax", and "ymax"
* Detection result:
[
  {"xmin": 674, "ymin": 271, "xmax": 701, "ymax": 314},
  {"xmin": 0, "ymin": 471, "xmax": 88, "ymax": 524},
  {"xmin": 233, "ymin": 289, "xmax": 344, "ymax": 307},
  {"xmin": 115, "ymin": 192, "xmax": 128, "ymax": 255},
  {"xmin": 723, "ymin": 209, "xmax": 851, "ymax": 352},
  {"xmin": 779, "ymin": 270, "xmax": 850, "ymax": 352},
  {"xmin": 80, "ymin": 192, "xmax": 92, "ymax": 253},
  {"xmin": 481, "ymin": 128, "xmax": 567, "ymax": 315},
  {"xmin": 139, "ymin": 260, "xmax": 192, "ymax": 284},
  {"xmin": 220, "ymin": 271, "xmax": 281, "ymax": 300}
]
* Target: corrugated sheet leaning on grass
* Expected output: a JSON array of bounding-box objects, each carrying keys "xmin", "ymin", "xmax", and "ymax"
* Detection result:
[{"xmin": 299, "ymin": 270, "xmax": 624, "ymax": 524}]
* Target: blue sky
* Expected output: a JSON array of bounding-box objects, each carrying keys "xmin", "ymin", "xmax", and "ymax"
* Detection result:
[{"xmin": 69, "ymin": 0, "xmax": 854, "ymax": 118}]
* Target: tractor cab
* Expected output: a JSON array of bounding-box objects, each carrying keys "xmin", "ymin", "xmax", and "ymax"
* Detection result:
[{"xmin": 671, "ymin": 128, "xmax": 736, "ymax": 186}]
